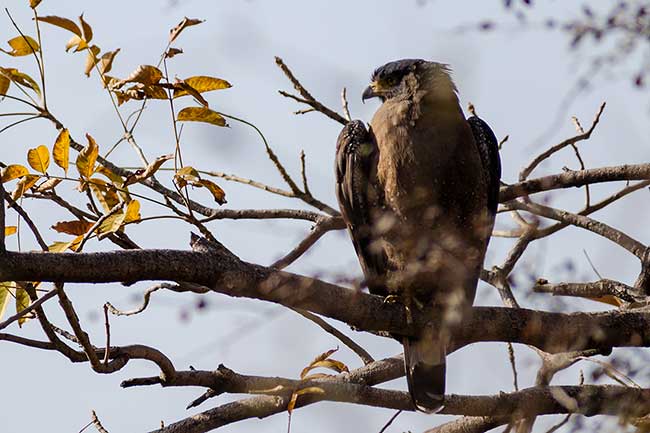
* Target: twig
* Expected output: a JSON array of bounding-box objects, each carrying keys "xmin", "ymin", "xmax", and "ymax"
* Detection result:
[
  {"xmin": 519, "ymin": 102, "xmax": 606, "ymax": 180},
  {"xmin": 341, "ymin": 87, "xmax": 352, "ymax": 122},
  {"xmin": 271, "ymin": 216, "xmax": 345, "ymax": 269},
  {"xmin": 0, "ymin": 287, "xmax": 57, "ymax": 331},
  {"xmin": 102, "ymin": 304, "xmax": 110, "ymax": 364},
  {"xmin": 291, "ymin": 308, "xmax": 374, "ymax": 365},
  {"xmin": 105, "ymin": 283, "xmax": 172, "ymax": 316},
  {"xmin": 378, "ymin": 410, "xmax": 401, "ymax": 433},
  {"xmin": 299, "ymin": 150, "xmax": 310, "ymax": 196},
  {"xmin": 533, "ymin": 278, "xmax": 643, "ymax": 303},
  {"xmin": 91, "ymin": 410, "xmax": 109, "ymax": 433},
  {"xmin": 4, "ymin": 193, "xmax": 48, "ymax": 251},
  {"xmin": 274, "ymin": 56, "xmax": 348, "ymax": 125},
  {"xmin": 505, "ymin": 200, "xmax": 646, "ymax": 259},
  {"xmin": 507, "ymin": 343, "xmax": 519, "ymax": 391}
]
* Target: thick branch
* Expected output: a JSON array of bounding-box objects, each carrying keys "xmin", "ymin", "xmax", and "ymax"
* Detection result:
[
  {"xmin": 501, "ymin": 163, "xmax": 650, "ymax": 202},
  {"xmin": 2, "ymin": 249, "xmax": 650, "ymax": 353}
]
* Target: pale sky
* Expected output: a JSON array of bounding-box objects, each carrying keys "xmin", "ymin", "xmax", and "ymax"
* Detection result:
[{"xmin": 2, "ymin": 1, "xmax": 649, "ymax": 432}]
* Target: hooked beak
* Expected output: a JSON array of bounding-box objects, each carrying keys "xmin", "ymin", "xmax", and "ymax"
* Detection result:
[{"xmin": 362, "ymin": 85, "xmax": 379, "ymax": 103}]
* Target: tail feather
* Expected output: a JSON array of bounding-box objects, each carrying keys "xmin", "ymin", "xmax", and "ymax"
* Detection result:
[{"xmin": 403, "ymin": 330, "xmax": 446, "ymax": 413}]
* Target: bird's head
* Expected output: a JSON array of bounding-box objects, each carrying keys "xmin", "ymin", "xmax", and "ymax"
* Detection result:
[{"xmin": 362, "ymin": 59, "xmax": 457, "ymax": 103}]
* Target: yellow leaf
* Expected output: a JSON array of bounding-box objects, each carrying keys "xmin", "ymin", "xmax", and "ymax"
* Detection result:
[
  {"xmin": 15, "ymin": 286, "xmax": 31, "ymax": 326},
  {"xmin": 1, "ymin": 35, "xmax": 40, "ymax": 56},
  {"xmin": 300, "ymin": 348, "xmax": 341, "ymax": 379},
  {"xmin": 76, "ymin": 133, "xmax": 99, "ymax": 179},
  {"xmin": 137, "ymin": 84, "xmax": 168, "ymax": 100},
  {"xmin": 123, "ymin": 154, "xmax": 173, "ymax": 187},
  {"xmin": 0, "ymin": 67, "xmax": 41, "ymax": 97},
  {"xmin": 84, "ymin": 45, "xmax": 101, "ymax": 77},
  {"xmin": 124, "ymin": 199, "xmax": 140, "ymax": 223},
  {"xmin": 124, "ymin": 65, "xmax": 163, "ymax": 86},
  {"xmin": 173, "ymin": 165, "xmax": 200, "ymax": 188},
  {"xmin": 12, "ymin": 174, "xmax": 40, "ymax": 200},
  {"xmin": 88, "ymin": 179, "xmax": 120, "ymax": 212},
  {"xmin": 34, "ymin": 178, "xmax": 61, "ymax": 192},
  {"xmin": 30, "ymin": 0, "xmax": 43, "ymax": 8},
  {"xmin": 79, "ymin": 14, "xmax": 92, "ymax": 43},
  {"xmin": 177, "ymin": 107, "xmax": 227, "ymax": 127},
  {"xmin": 98, "ymin": 48, "xmax": 120, "ymax": 76},
  {"xmin": 1, "ymin": 164, "xmax": 29, "ymax": 183},
  {"xmin": 95, "ymin": 165, "xmax": 123, "ymax": 185},
  {"xmin": 36, "ymin": 16, "xmax": 82, "ymax": 36},
  {"xmin": 169, "ymin": 17, "xmax": 204, "ymax": 43},
  {"xmin": 97, "ymin": 211, "xmax": 126, "ymax": 236},
  {"xmin": 27, "ymin": 144, "xmax": 50, "ymax": 174},
  {"xmin": 5, "ymin": 226, "xmax": 17, "ymax": 236},
  {"xmin": 65, "ymin": 34, "xmax": 88, "ymax": 52},
  {"xmin": 287, "ymin": 387, "xmax": 325, "ymax": 414},
  {"xmin": 53, "ymin": 128, "xmax": 70, "ymax": 174},
  {"xmin": 51, "ymin": 220, "xmax": 94, "ymax": 236},
  {"xmin": 174, "ymin": 76, "xmax": 231, "ymax": 98},
  {"xmin": 194, "ymin": 179, "xmax": 227, "ymax": 205},
  {"xmin": 0, "ymin": 74, "xmax": 9, "ymax": 95},
  {"xmin": 48, "ymin": 235, "xmax": 83, "ymax": 252},
  {"xmin": 0, "ymin": 282, "xmax": 11, "ymax": 321},
  {"xmin": 172, "ymin": 81, "xmax": 208, "ymax": 107}
]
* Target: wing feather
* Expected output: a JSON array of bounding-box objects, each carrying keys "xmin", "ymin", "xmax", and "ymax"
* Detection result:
[
  {"xmin": 335, "ymin": 120, "xmax": 387, "ymax": 296},
  {"xmin": 467, "ymin": 115, "xmax": 501, "ymax": 215}
]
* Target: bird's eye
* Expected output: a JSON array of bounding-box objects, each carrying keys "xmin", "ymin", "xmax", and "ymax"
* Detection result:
[{"xmin": 385, "ymin": 76, "xmax": 399, "ymax": 86}]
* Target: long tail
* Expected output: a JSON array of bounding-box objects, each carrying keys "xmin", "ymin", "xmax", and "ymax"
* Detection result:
[{"xmin": 403, "ymin": 328, "xmax": 446, "ymax": 413}]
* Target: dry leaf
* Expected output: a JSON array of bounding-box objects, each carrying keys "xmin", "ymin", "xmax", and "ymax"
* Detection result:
[
  {"xmin": 1, "ymin": 164, "xmax": 29, "ymax": 183},
  {"xmin": 88, "ymin": 179, "xmax": 120, "ymax": 212},
  {"xmin": 30, "ymin": 0, "xmax": 43, "ymax": 8},
  {"xmin": 123, "ymin": 154, "xmax": 173, "ymax": 187},
  {"xmin": 0, "ymin": 67, "xmax": 41, "ymax": 97},
  {"xmin": 14, "ymin": 285, "xmax": 31, "ymax": 326},
  {"xmin": 173, "ymin": 166, "xmax": 200, "ymax": 188},
  {"xmin": 287, "ymin": 387, "xmax": 325, "ymax": 414},
  {"xmin": 4, "ymin": 226, "xmax": 17, "ymax": 236},
  {"xmin": 51, "ymin": 220, "xmax": 95, "ymax": 236},
  {"xmin": 48, "ymin": 235, "xmax": 84, "ymax": 252},
  {"xmin": 84, "ymin": 45, "xmax": 101, "ymax": 76},
  {"xmin": 0, "ymin": 74, "xmax": 10, "ymax": 95},
  {"xmin": 79, "ymin": 14, "xmax": 93, "ymax": 43},
  {"xmin": 98, "ymin": 49, "xmax": 120, "ymax": 76},
  {"xmin": 12, "ymin": 174, "xmax": 40, "ymax": 200},
  {"xmin": 165, "ymin": 47, "xmax": 183, "ymax": 58},
  {"xmin": 34, "ymin": 178, "xmax": 62, "ymax": 192},
  {"xmin": 27, "ymin": 145, "xmax": 50, "ymax": 174},
  {"xmin": 123, "ymin": 65, "xmax": 163, "ymax": 86},
  {"xmin": 53, "ymin": 128, "xmax": 70, "ymax": 174},
  {"xmin": 65, "ymin": 34, "xmax": 88, "ymax": 52},
  {"xmin": 194, "ymin": 179, "xmax": 226, "ymax": 204},
  {"xmin": 174, "ymin": 76, "xmax": 231, "ymax": 98},
  {"xmin": 124, "ymin": 199, "xmax": 140, "ymax": 223},
  {"xmin": 169, "ymin": 17, "xmax": 204, "ymax": 43},
  {"xmin": 177, "ymin": 106, "xmax": 226, "ymax": 127},
  {"xmin": 76, "ymin": 133, "xmax": 99, "ymax": 178},
  {"xmin": 36, "ymin": 16, "xmax": 82, "ymax": 37},
  {"xmin": 1, "ymin": 35, "xmax": 40, "ymax": 56}
]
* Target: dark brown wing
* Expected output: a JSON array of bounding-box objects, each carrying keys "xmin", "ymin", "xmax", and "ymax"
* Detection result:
[
  {"xmin": 467, "ymin": 115, "xmax": 501, "ymax": 216},
  {"xmin": 335, "ymin": 120, "xmax": 387, "ymax": 296}
]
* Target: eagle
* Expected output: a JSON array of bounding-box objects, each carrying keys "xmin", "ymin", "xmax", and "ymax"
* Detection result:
[{"xmin": 335, "ymin": 59, "xmax": 501, "ymax": 412}]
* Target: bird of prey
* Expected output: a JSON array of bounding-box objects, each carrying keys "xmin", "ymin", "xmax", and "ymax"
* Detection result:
[{"xmin": 335, "ymin": 59, "xmax": 501, "ymax": 412}]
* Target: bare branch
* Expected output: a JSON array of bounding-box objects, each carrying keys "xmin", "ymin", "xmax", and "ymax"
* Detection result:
[
  {"xmin": 519, "ymin": 102, "xmax": 606, "ymax": 180},
  {"xmin": 275, "ymin": 57, "xmax": 348, "ymax": 125},
  {"xmin": 291, "ymin": 308, "xmax": 374, "ymax": 365}
]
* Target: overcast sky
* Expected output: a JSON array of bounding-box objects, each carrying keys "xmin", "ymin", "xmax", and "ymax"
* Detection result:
[{"xmin": 2, "ymin": 1, "xmax": 649, "ymax": 432}]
